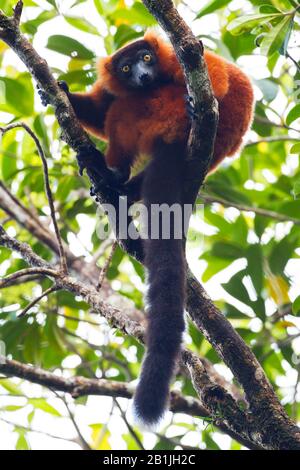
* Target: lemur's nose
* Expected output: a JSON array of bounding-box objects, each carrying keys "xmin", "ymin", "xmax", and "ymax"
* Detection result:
[{"xmin": 140, "ymin": 73, "xmax": 150, "ymax": 84}]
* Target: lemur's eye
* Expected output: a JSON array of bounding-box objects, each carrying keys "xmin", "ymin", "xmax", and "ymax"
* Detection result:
[
  {"xmin": 122, "ymin": 65, "xmax": 130, "ymax": 73},
  {"xmin": 143, "ymin": 54, "xmax": 151, "ymax": 62}
]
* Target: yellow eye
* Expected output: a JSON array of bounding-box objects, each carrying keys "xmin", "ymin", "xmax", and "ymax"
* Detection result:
[
  {"xmin": 143, "ymin": 54, "xmax": 151, "ymax": 62},
  {"xmin": 122, "ymin": 65, "xmax": 130, "ymax": 73}
]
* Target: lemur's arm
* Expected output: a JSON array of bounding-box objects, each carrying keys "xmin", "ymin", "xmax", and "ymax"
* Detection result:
[{"xmin": 60, "ymin": 81, "xmax": 114, "ymax": 137}]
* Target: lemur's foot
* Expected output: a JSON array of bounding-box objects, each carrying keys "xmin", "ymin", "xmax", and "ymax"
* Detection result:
[
  {"xmin": 185, "ymin": 94, "xmax": 198, "ymax": 121},
  {"xmin": 77, "ymin": 147, "xmax": 127, "ymax": 196},
  {"xmin": 123, "ymin": 173, "xmax": 144, "ymax": 203},
  {"xmin": 90, "ymin": 167, "xmax": 129, "ymax": 198},
  {"xmin": 76, "ymin": 147, "xmax": 107, "ymax": 177}
]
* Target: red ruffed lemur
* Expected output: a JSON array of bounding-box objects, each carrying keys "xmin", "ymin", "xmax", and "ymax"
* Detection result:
[{"xmin": 41, "ymin": 30, "xmax": 254, "ymax": 427}]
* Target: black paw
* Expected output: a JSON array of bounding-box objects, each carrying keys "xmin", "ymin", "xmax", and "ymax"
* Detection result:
[
  {"xmin": 89, "ymin": 177, "xmax": 125, "ymax": 199},
  {"xmin": 37, "ymin": 86, "xmax": 51, "ymax": 107},
  {"xmin": 57, "ymin": 80, "xmax": 69, "ymax": 94},
  {"xmin": 77, "ymin": 147, "xmax": 126, "ymax": 196},
  {"xmin": 185, "ymin": 94, "xmax": 198, "ymax": 121},
  {"xmin": 123, "ymin": 179, "xmax": 141, "ymax": 203},
  {"xmin": 90, "ymin": 168, "xmax": 128, "ymax": 195},
  {"xmin": 76, "ymin": 147, "xmax": 100, "ymax": 176},
  {"xmin": 37, "ymin": 80, "xmax": 69, "ymax": 107},
  {"xmin": 109, "ymin": 167, "xmax": 130, "ymax": 185}
]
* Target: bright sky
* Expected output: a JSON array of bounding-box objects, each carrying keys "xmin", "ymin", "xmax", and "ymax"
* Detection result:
[{"xmin": 0, "ymin": 0, "xmax": 300, "ymax": 450}]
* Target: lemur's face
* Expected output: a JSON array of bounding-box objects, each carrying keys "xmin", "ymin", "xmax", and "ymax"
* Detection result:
[{"xmin": 112, "ymin": 40, "xmax": 159, "ymax": 90}]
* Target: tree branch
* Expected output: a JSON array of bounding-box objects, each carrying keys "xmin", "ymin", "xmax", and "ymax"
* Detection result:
[
  {"xmin": 246, "ymin": 136, "xmax": 300, "ymax": 147},
  {"xmin": 200, "ymin": 193, "xmax": 300, "ymax": 225},
  {"xmin": 0, "ymin": 225, "xmax": 260, "ymax": 449},
  {"xmin": 0, "ymin": 355, "xmax": 261, "ymax": 449}
]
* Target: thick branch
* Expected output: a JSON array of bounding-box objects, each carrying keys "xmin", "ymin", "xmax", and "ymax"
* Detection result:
[
  {"xmin": 186, "ymin": 270, "xmax": 300, "ymax": 450},
  {"xmin": 0, "ymin": 225, "xmax": 260, "ymax": 449},
  {"xmin": 0, "ymin": 355, "xmax": 260, "ymax": 449}
]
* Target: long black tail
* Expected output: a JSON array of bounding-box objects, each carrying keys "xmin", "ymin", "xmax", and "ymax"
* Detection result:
[{"xmin": 133, "ymin": 140, "xmax": 186, "ymax": 427}]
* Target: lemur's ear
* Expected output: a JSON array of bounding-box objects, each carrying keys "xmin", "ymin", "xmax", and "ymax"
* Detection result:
[
  {"xmin": 102, "ymin": 56, "xmax": 113, "ymax": 73},
  {"xmin": 144, "ymin": 29, "xmax": 160, "ymax": 51}
]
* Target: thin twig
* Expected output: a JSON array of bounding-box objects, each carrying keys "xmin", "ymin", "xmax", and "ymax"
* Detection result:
[
  {"xmin": 114, "ymin": 398, "xmax": 145, "ymax": 450},
  {"xmin": 0, "ymin": 267, "xmax": 59, "ymax": 288},
  {"xmin": 200, "ymin": 193, "xmax": 300, "ymax": 225},
  {"xmin": 97, "ymin": 239, "xmax": 118, "ymax": 290},
  {"xmin": 55, "ymin": 392, "xmax": 91, "ymax": 450},
  {"xmin": 0, "ymin": 417, "xmax": 78, "ymax": 444},
  {"xmin": 254, "ymin": 115, "xmax": 300, "ymax": 134},
  {"xmin": 286, "ymin": 51, "xmax": 300, "ymax": 73},
  {"xmin": 0, "ymin": 122, "xmax": 68, "ymax": 274},
  {"xmin": 18, "ymin": 285, "xmax": 59, "ymax": 317},
  {"xmin": 245, "ymin": 136, "xmax": 300, "ymax": 147}
]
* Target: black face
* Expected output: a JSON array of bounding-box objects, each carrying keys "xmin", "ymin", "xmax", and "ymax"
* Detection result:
[{"xmin": 112, "ymin": 40, "xmax": 159, "ymax": 90}]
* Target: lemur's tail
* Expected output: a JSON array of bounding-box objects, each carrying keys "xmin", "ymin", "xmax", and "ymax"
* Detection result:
[{"xmin": 133, "ymin": 139, "xmax": 186, "ymax": 427}]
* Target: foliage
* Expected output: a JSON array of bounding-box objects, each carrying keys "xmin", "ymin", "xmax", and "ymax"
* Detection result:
[{"xmin": 0, "ymin": 0, "xmax": 299, "ymax": 451}]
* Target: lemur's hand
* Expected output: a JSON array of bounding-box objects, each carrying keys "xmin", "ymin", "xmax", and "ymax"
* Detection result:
[
  {"xmin": 185, "ymin": 94, "xmax": 198, "ymax": 121},
  {"xmin": 37, "ymin": 80, "xmax": 69, "ymax": 107},
  {"xmin": 57, "ymin": 80, "xmax": 69, "ymax": 94},
  {"xmin": 37, "ymin": 84, "xmax": 50, "ymax": 107}
]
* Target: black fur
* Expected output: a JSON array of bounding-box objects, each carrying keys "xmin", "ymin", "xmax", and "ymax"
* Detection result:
[
  {"xmin": 68, "ymin": 89, "xmax": 114, "ymax": 133},
  {"xmin": 133, "ymin": 139, "xmax": 186, "ymax": 426}
]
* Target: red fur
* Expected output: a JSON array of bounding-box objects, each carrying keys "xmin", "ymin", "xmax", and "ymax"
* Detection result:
[{"xmin": 81, "ymin": 31, "xmax": 254, "ymax": 172}]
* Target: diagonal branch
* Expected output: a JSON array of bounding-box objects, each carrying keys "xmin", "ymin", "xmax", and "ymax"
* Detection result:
[
  {"xmin": 0, "ymin": 225, "xmax": 260, "ymax": 449},
  {"xmin": 0, "ymin": 355, "xmax": 260, "ymax": 450}
]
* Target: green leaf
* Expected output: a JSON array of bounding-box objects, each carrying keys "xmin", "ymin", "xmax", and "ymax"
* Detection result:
[
  {"xmin": 292, "ymin": 296, "xmax": 300, "ymax": 316},
  {"xmin": 114, "ymin": 24, "xmax": 143, "ymax": 49},
  {"xmin": 259, "ymin": 5, "xmax": 281, "ymax": 14},
  {"xmin": 293, "ymin": 180, "xmax": 300, "ymax": 199},
  {"xmin": 94, "ymin": 0, "xmax": 104, "ymax": 15},
  {"xmin": 22, "ymin": 9, "xmax": 57, "ymax": 35},
  {"xmin": 254, "ymin": 78, "xmax": 278, "ymax": 101},
  {"xmin": 46, "ymin": 0, "xmax": 57, "ymax": 8},
  {"xmin": 0, "ymin": 379, "xmax": 23, "ymax": 395},
  {"xmin": 64, "ymin": 16, "xmax": 99, "ymax": 35},
  {"xmin": 1, "ymin": 145, "xmax": 17, "ymax": 181},
  {"xmin": 16, "ymin": 433, "xmax": 30, "ymax": 450},
  {"xmin": 222, "ymin": 270, "xmax": 251, "ymax": 306},
  {"xmin": 28, "ymin": 398, "xmax": 61, "ymax": 416},
  {"xmin": 46, "ymin": 35, "xmax": 95, "ymax": 59},
  {"xmin": 279, "ymin": 16, "xmax": 294, "ymax": 56},
  {"xmin": 269, "ymin": 237, "xmax": 297, "ymax": 274},
  {"xmin": 0, "ymin": 73, "xmax": 34, "ymax": 116},
  {"xmin": 110, "ymin": 2, "xmax": 156, "ymax": 27},
  {"xmin": 227, "ymin": 13, "xmax": 282, "ymax": 36},
  {"xmin": 211, "ymin": 241, "xmax": 244, "ymax": 259},
  {"xmin": 196, "ymin": 0, "xmax": 230, "ymax": 19},
  {"xmin": 260, "ymin": 16, "xmax": 292, "ymax": 57},
  {"xmin": 286, "ymin": 104, "xmax": 300, "ymax": 126},
  {"xmin": 290, "ymin": 143, "xmax": 300, "ymax": 154},
  {"xmin": 247, "ymin": 244, "xmax": 263, "ymax": 294}
]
